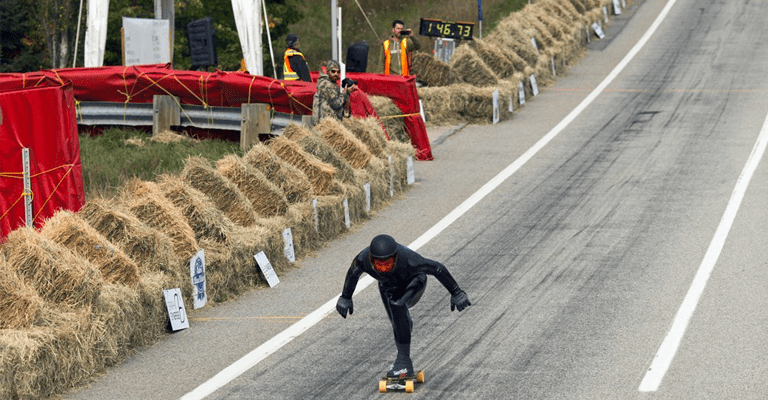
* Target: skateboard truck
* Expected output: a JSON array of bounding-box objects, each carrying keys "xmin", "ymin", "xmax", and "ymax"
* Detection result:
[{"xmin": 379, "ymin": 370, "xmax": 425, "ymax": 393}]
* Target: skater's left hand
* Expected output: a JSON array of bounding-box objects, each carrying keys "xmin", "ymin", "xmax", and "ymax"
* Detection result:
[{"xmin": 450, "ymin": 290, "xmax": 471, "ymax": 312}]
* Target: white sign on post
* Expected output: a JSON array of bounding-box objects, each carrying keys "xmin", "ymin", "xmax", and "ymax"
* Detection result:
[
  {"xmin": 363, "ymin": 182, "xmax": 371, "ymax": 213},
  {"xmin": 122, "ymin": 17, "xmax": 171, "ymax": 66},
  {"xmin": 406, "ymin": 156, "xmax": 415, "ymax": 185},
  {"xmin": 492, "ymin": 90, "xmax": 500, "ymax": 125},
  {"xmin": 530, "ymin": 75, "xmax": 539, "ymax": 97},
  {"xmin": 312, "ymin": 198, "xmax": 319, "ymax": 232},
  {"xmin": 343, "ymin": 198, "xmax": 351, "ymax": 228},
  {"xmin": 603, "ymin": 7, "xmax": 609, "ymax": 23},
  {"xmin": 551, "ymin": 58, "xmax": 557, "ymax": 77},
  {"xmin": 613, "ymin": 0, "xmax": 622, "ymax": 15},
  {"xmin": 509, "ymin": 94, "xmax": 514, "ymax": 113},
  {"xmin": 388, "ymin": 155, "xmax": 395, "ymax": 197},
  {"xmin": 163, "ymin": 288, "xmax": 189, "ymax": 331},
  {"xmin": 189, "ymin": 249, "xmax": 206, "ymax": 309},
  {"xmin": 518, "ymin": 82, "xmax": 526, "ymax": 106},
  {"xmin": 592, "ymin": 23, "xmax": 606, "ymax": 39},
  {"xmin": 254, "ymin": 251, "xmax": 280, "ymax": 287},
  {"xmin": 282, "ymin": 227, "xmax": 295, "ymax": 263},
  {"xmin": 530, "ymin": 37, "xmax": 538, "ymax": 54}
]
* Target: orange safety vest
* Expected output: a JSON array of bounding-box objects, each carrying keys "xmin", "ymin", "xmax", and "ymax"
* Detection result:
[
  {"xmin": 383, "ymin": 38, "xmax": 409, "ymax": 76},
  {"xmin": 283, "ymin": 49, "xmax": 305, "ymax": 80}
]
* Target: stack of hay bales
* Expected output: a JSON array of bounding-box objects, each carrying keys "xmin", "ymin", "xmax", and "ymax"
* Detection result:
[{"xmin": 413, "ymin": 0, "xmax": 613, "ymax": 126}]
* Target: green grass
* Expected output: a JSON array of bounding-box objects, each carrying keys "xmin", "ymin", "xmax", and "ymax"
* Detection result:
[{"xmin": 79, "ymin": 127, "xmax": 243, "ymax": 200}]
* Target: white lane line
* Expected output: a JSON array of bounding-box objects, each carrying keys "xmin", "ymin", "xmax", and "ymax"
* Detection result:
[
  {"xmin": 180, "ymin": 0, "xmax": 675, "ymax": 397},
  {"xmin": 638, "ymin": 111, "xmax": 768, "ymax": 392}
]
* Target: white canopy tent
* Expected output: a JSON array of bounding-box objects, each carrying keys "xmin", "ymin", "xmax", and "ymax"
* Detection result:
[{"xmin": 82, "ymin": 0, "xmax": 266, "ymax": 74}]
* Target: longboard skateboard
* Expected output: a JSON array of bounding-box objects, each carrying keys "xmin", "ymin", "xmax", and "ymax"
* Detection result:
[{"xmin": 378, "ymin": 370, "xmax": 424, "ymax": 393}]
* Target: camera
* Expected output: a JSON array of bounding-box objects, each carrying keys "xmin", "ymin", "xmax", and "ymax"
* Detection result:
[
  {"xmin": 341, "ymin": 78, "xmax": 357, "ymax": 88},
  {"xmin": 401, "ymin": 29, "xmax": 412, "ymax": 36}
]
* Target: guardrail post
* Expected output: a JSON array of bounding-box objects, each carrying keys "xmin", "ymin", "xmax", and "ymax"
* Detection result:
[
  {"xmin": 241, "ymin": 103, "xmax": 270, "ymax": 151},
  {"xmin": 153, "ymin": 95, "xmax": 180, "ymax": 135}
]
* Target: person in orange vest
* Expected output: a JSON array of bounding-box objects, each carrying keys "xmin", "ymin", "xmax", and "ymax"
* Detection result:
[
  {"xmin": 283, "ymin": 33, "xmax": 311, "ymax": 82},
  {"xmin": 379, "ymin": 20, "xmax": 417, "ymax": 76}
]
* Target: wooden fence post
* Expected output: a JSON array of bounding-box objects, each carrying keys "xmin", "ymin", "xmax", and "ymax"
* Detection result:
[
  {"xmin": 241, "ymin": 103, "xmax": 270, "ymax": 151},
  {"xmin": 153, "ymin": 95, "xmax": 180, "ymax": 135}
]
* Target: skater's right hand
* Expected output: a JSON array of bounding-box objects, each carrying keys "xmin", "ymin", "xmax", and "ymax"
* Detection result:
[
  {"xmin": 450, "ymin": 290, "xmax": 471, "ymax": 312},
  {"xmin": 336, "ymin": 296, "xmax": 354, "ymax": 318}
]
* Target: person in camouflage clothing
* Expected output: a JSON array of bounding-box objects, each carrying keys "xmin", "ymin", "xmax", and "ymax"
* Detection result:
[{"xmin": 312, "ymin": 60, "xmax": 358, "ymax": 125}]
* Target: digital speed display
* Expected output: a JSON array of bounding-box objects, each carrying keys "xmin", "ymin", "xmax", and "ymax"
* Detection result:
[{"xmin": 419, "ymin": 18, "xmax": 475, "ymax": 40}]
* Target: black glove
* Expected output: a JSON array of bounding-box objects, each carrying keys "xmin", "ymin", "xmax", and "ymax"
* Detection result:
[
  {"xmin": 336, "ymin": 296, "xmax": 354, "ymax": 318},
  {"xmin": 450, "ymin": 290, "xmax": 471, "ymax": 312}
]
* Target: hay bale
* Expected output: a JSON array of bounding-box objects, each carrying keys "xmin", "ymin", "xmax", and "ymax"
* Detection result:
[
  {"xmin": 91, "ymin": 283, "xmax": 144, "ymax": 366},
  {"xmin": 78, "ymin": 198, "xmax": 182, "ymax": 280},
  {"xmin": 410, "ymin": 51, "xmax": 455, "ymax": 87},
  {"xmin": 1, "ymin": 227, "xmax": 103, "ymax": 309},
  {"xmin": 471, "ymin": 38, "xmax": 518, "ymax": 79},
  {"xmin": 0, "ymin": 328, "xmax": 57, "ymax": 399},
  {"xmin": 242, "ymin": 143, "xmax": 312, "ymax": 204},
  {"xmin": 313, "ymin": 118, "xmax": 372, "ymax": 169},
  {"xmin": 41, "ymin": 210, "xmax": 141, "ymax": 286},
  {"xmin": 0, "ymin": 255, "xmax": 44, "ymax": 330},
  {"xmin": 284, "ymin": 122, "xmax": 356, "ymax": 184},
  {"xmin": 369, "ymin": 95, "xmax": 408, "ymax": 143},
  {"xmin": 157, "ymin": 174, "xmax": 236, "ymax": 243},
  {"xmin": 449, "ymin": 45, "xmax": 499, "ymax": 87},
  {"xmin": 489, "ymin": 17, "xmax": 539, "ymax": 67},
  {"xmin": 342, "ymin": 116, "xmax": 388, "ymax": 157},
  {"xmin": 417, "ymin": 85, "xmax": 468, "ymax": 126},
  {"xmin": 267, "ymin": 136, "xmax": 340, "ymax": 196},
  {"xmin": 180, "ymin": 156, "xmax": 260, "ymax": 227},
  {"xmin": 119, "ymin": 178, "xmax": 199, "ymax": 262},
  {"xmin": 217, "ymin": 155, "xmax": 289, "ymax": 218}
]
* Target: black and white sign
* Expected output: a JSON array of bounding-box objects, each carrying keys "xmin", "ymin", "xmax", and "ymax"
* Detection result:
[
  {"xmin": 364, "ymin": 182, "xmax": 371, "ymax": 213},
  {"xmin": 254, "ymin": 251, "xmax": 280, "ymax": 287},
  {"xmin": 123, "ymin": 17, "xmax": 170, "ymax": 66},
  {"xmin": 282, "ymin": 228, "xmax": 295, "ymax": 263},
  {"xmin": 343, "ymin": 198, "xmax": 351, "ymax": 228},
  {"xmin": 592, "ymin": 22, "xmax": 606, "ymax": 39},
  {"xmin": 518, "ymin": 82, "xmax": 526, "ymax": 106},
  {"xmin": 189, "ymin": 249, "xmax": 206, "ymax": 309},
  {"xmin": 163, "ymin": 288, "xmax": 189, "ymax": 331},
  {"xmin": 492, "ymin": 89, "xmax": 500, "ymax": 124},
  {"xmin": 406, "ymin": 156, "xmax": 415, "ymax": 185},
  {"xmin": 530, "ymin": 75, "xmax": 539, "ymax": 97}
]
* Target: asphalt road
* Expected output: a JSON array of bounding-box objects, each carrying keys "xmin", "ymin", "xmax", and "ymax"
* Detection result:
[{"xmin": 66, "ymin": 0, "xmax": 768, "ymax": 399}]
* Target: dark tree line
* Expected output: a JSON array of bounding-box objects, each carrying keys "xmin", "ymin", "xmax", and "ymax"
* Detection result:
[{"xmin": 0, "ymin": 0, "xmax": 302, "ymax": 73}]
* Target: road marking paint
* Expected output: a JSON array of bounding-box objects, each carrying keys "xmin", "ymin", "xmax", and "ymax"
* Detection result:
[
  {"xmin": 638, "ymin": 105, "xmax": 768, "ymax": 392},
  {"xmin": 180, "ymin": 0, "xmax": 675, "ymax": 397}
]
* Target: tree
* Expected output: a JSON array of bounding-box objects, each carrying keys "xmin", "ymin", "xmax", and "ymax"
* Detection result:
[{"xmin": 0, "ymin": 0, "xmax": 48, "ymax": 72}]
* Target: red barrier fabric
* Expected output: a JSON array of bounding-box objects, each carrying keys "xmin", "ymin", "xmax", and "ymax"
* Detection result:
[
  {"xmin": 0, "ymin": 84, "xmax": 84, "ymax": 240},
  {"xmin": 0, "ymin": 65, "xmax": 432, "ymax": 159}
]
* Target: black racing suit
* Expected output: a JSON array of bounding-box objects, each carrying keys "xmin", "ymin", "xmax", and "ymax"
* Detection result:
[{"xmin": 340, "ymin": 244, "xmax": 463, "ymax": 346}]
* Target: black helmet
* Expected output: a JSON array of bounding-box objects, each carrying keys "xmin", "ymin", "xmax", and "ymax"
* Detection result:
[
  {"xmin": 370, "ymin": 234, "xmax": 398, "ymax": 259},
  {"xmin": 286, "ymin": 33, "xmax": 299, "ymax": 48}
]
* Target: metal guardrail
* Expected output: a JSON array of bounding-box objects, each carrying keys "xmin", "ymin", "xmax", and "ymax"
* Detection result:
[{"xmin": 77, "ymin": 101, "xmax": 305, "ymax": 134}]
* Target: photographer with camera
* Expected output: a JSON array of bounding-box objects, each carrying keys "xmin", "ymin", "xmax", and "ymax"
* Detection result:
[
  {"xmin": 380, "ymin": 20, "xmax": 418, "ymax": 76},
  {"xmin": 311, "ymin": 60, "xmax": 358, "ymax": 125}
]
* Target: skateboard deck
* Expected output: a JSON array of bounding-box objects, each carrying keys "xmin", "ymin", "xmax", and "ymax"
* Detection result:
[{"xmin": 378, "ymin": 370, "xmax": 424, "ymax": 393}]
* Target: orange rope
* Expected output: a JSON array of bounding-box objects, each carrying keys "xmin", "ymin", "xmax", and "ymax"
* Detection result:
[{"xmin": 0, "ymin": 163, "xmax": 78, "ymax": 224}]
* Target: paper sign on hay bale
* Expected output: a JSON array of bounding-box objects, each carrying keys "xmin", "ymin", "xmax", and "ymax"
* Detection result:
[
  {"xmin": 163, "ymin": 288, "xmax": 189, "ymax": 331},
  {"xmin": 254, "ymin": 251, "xmax": 279, "ymax": 287},
  {"xmin": 190, "ymin": 249, "xmax": 206, "ymax": 309},
  {"xmin": 282, "ymin": 228, "xmax": 295, "ymax": 263}
]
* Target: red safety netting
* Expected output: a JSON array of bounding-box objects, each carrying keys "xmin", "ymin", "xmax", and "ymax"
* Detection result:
[
  {"xmin": 0, "ymin": 84, "xmax": 85, "ymax": 240},
  {"xmin": 0, "ymin": 64, "xmax": 432, "ymax": 159}
]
